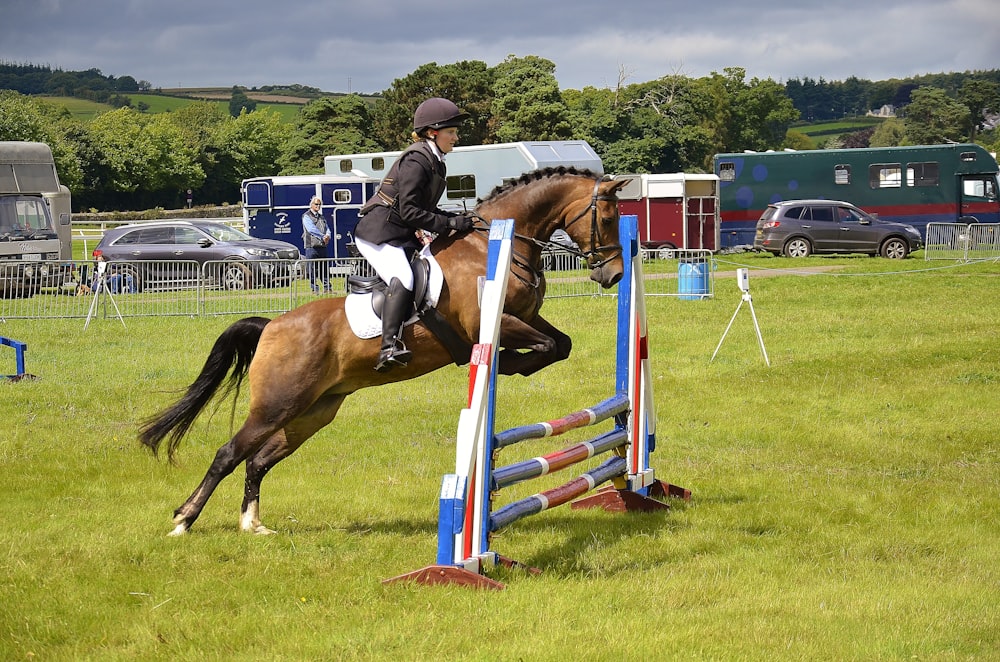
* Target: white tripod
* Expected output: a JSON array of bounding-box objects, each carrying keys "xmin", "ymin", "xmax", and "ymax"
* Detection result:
[
  {"xmin": 711, "ymin": 268, "xmax": 769, "ymax": 366},
  {"xmin": 84, "ymin": 259, "xmax": 126, "ymax": 330}
]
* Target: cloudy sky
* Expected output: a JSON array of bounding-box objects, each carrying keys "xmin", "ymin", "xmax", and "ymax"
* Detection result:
[{"xmin": 2, "ymin": 0, "xmax": 998, "ymax": 94}]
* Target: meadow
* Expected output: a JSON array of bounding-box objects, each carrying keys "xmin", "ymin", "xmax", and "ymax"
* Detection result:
[
  {"xmin": 41, "ymin": 94, "xmax": 302, "ymax": 123},
  {"xmin": 1, "ymin": 255, "xmax": 999, "ymax": 660}
]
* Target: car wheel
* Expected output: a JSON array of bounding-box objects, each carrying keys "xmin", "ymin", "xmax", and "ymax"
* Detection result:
[
  {"xmin": 783, "ymin": 237, "xmax": 812, "ymax": 258},
  {"xmin": 880, "ymin": 237, "xmax": 909, "ymax": 259},
  {"xmin": 221, "ymin": 262, "xmax": 253, "ymax": 290},
  {"xmin": 656, "ymin": 246, "xmax": 677, "ymax": 260}
]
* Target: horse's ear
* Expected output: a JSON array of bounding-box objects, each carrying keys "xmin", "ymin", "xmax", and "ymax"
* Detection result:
[{"xmin": 605, "ymin": 179, "xmax": 630, "ymax": 195}]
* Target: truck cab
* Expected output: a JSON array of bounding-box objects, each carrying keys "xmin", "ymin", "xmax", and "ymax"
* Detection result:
[{"xmin": 0, "ymin": 141, "xmax": 73, "ymax": 297}]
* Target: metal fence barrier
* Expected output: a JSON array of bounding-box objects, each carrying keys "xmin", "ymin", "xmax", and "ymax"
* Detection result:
[
  {"xmin": 639, "ymin": 248, "xmax": 715, "ymax": 299},
  {"xmin": 1, "ymin": 249, "xmax": 715, "ymax": 322},
  {"xmin": 925, "ymin": 223, "xmax": 1000, "ymax": 262}
]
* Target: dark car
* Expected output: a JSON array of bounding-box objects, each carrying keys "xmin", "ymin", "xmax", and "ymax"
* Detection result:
[
  {"xmin": 754, "ymin": 200, "xmax": 923, "ymax": 259},
  {"xmin": 93, "ymin": 219, "xmax": 300, "ymax": 290}
]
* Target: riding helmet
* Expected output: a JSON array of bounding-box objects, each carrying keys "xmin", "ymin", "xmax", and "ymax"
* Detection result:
[{"xmin": 413, "ymin": 97, "xmax": 470, "ymax": 133}]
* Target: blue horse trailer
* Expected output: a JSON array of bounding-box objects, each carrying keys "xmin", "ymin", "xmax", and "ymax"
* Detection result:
[{"xmin": 241, "ymin": 174, "xmax": 380, "ymax": 258}]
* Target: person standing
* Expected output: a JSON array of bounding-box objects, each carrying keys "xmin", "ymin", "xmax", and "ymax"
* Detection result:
[
  {"xmin": 354, "ymin": 97, "xmax": 476, "ymax": 372},
  {"xmin": 302, "ymin": 196, "xmax": 332, "ymax": 293}
]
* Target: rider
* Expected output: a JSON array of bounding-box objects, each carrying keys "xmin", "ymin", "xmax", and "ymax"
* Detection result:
[{"xmin": 354, "ymin": 97, "xmax": 477, "ymax": 372}]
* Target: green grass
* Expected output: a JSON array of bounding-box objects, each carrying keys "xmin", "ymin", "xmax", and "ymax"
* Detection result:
[
  {"xmin": 129, "ymin": 93, "xmax": 302, "ymax": 123},
  {"xmin": 40, "ymin": 94, "xmax": 301, "ymax": 123},
  {"xmin": 2, "ymin": 257, "xmax": 999, "ymax": 659},
  {"xmin": 795, "ymin": 118, "xmax": 884, "ymax": 138},
  {"xmin": 40, "ymin": 95, "xmax": 114, "ymax": 121}
]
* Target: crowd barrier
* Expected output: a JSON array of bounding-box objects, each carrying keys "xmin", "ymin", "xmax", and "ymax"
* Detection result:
[
  {"xmin": 925, "ymin": 222, "xmax": 1000, "ymax": 262},
  {"xmin": 385, "ymin": 215, "xmax": 689, "ymax": 590}
]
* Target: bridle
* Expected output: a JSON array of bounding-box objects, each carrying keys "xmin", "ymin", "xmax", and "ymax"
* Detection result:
[
  {"xmin": 561, "ymin": 178, "xmax": 623, "ymax": 269},
  {"xmin": 465, "ymin": 176, "xmax": 623, "ymax": 292}
]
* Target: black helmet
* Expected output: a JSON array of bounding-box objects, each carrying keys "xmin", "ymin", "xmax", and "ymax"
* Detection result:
[{"xmin": 413, "ymin": 97, "xmax": 470, "ymax": 133}]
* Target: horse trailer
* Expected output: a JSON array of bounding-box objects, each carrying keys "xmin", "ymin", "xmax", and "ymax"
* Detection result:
[
  {"xmin": 713, "ymin": 143, "xmax": 1000, "ymax": 249},
  {"xmin": 323, "ymin": 140, "xmax": 604, "ymax": 212},
  {"xmin": 613, "ymin": 173, "xmax": 721, "ymax": 252},
  {"xmin": 241, "ymin": 174, "xmax": 381, "ymax": 258}
]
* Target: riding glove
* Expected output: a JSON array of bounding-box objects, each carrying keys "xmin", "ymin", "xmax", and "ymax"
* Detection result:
[{"xmin": 448, "ymin": 215, "xmax": 475, "ymax": 232}]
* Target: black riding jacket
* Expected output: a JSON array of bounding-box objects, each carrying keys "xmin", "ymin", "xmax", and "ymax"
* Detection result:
[{"xmin": 355, "ymin": 140, "xmax": 460, "ymax": 247}]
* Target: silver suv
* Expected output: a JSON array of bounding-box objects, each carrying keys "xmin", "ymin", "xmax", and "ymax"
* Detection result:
[
  {"xmin": 754, "ymin": 200, "xmax": 923, "ymax": 259},
  {"xmin": 93, "ymin": 219, "xmax": 300, "ymax": 290}
]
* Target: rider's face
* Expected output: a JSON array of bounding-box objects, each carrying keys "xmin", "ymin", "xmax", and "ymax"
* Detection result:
[{"xmin": 432, "ymin": 127, "xmax": 459, "ymax": 154}]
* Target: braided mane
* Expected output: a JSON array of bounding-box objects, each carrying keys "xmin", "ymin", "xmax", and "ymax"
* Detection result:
[{"xmin": 479, "ymin": 166, "xmax": 606, "ymax": 204}]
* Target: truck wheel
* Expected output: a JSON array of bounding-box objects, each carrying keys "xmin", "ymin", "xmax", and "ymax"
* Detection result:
[
  {"xmin": 783, "ymin": 237, "xmax": 812, "ymax": 258},
  {"xmin": 880, "ymin": 237, "xmax": 909, "ymax": 259}
]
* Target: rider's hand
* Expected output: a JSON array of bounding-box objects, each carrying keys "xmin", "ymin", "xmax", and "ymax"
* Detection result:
[{"xmin": 448, "ymin": 215, "xmax": 475, "ymax": 232}]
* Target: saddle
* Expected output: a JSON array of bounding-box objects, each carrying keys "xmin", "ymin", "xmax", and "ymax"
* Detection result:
[{"xmin": 346, "ymin": 252, "xmax": 472, "ymax": 366}]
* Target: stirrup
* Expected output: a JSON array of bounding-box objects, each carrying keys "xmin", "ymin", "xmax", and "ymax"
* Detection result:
[{"xmin": 375, "ymin": 341, "xmax": 412, "ymax": 372}]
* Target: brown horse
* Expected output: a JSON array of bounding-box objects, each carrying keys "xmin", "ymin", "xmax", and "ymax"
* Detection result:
[{"xmin": 140, "ymin": 167, "xmax": 628, "ymax": 536}]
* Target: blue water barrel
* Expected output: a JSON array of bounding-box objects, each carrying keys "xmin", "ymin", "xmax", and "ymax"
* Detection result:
[{"xmin": 678, "ymin": 261, "xmax": 709, "ymax": 300}]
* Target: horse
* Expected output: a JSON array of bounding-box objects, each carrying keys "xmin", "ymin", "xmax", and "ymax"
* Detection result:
[{"xmin": 140, "ymin": 166, "xmax": 629, "ymax": 536}]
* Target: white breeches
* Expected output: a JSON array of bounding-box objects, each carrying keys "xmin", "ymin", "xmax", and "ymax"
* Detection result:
[{"xmin": 354, "ymin": 237, "xmax": 414, "ymax": 291}]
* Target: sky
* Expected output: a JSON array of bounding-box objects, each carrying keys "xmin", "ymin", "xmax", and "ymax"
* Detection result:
[{"xmin": 2, "ymin": 0, "xmax": 998, "ymax": 96}]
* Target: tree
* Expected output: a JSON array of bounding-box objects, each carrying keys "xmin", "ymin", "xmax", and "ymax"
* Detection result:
[
  {"xmin": 869, "ymin": 117, "xmax": 907, "ymax": 147},
  {"xmin": 372, "ymin": 61, "xmax": 494, "ymax": 150},
  {"xmin": 208, "ymin": 109, "xmax": 289, "ymax": 203},
  {"xmin": 228, "ymin": 87, "xmax": 256, "ymax": 118},
  {"xmin": 903, "ymin": 86, "xmax": 969, "ymax": 145},
  {"xmin": 957, "ymin": 78, "xmax": 1000, "ymax": 142},
  {"xmin": 279, "ymin": 95, "xmax": 380, "ymax": 174},
  {"xmin": 86, "ymin": 107, "xmax": 203, "ymax": 209},
  {"xmin": 0, "ymin": 91, "xmax": 84, "ymax": 191},
  {"xmin": 490, "ymin": 55, "xmax": 571, "ymax": 142}
]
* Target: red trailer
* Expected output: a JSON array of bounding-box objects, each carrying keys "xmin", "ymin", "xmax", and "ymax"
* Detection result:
[{"xmin": 614, "ymin": 173, "xmax": 721, "ymax": 254}]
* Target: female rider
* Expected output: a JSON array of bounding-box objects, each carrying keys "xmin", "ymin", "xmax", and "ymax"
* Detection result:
[{"xmin": 354, "ymin": 97, "xmax": 476, "ymax": 372}]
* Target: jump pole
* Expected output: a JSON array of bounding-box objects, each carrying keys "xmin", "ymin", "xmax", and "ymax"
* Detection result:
[{"xmin": 384, "ymin": 215, "xmax": 689, "ymax": 590}]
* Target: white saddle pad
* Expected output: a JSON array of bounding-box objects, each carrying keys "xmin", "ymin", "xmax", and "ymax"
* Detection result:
[{"xmin": 344, "ymin": 246, "xmax": 445, "ymax": 339}]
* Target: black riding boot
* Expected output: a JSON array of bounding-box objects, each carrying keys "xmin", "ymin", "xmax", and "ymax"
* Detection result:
[{"xmin": 375, "ymin": 278, "xmax": 414, "ymax": 372}]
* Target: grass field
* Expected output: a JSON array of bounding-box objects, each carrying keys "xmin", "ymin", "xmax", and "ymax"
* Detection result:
[
  {"xmin": 39, "ymin": 94, "xmax": 302, "ymax": 123},
  {"xmin": 2, "ymin": 256, "xmax": 999, "ymax": 659}
]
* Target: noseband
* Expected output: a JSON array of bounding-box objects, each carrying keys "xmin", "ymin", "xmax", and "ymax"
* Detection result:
[{"xmin": 564, "ymin": 178, "xmax": 622, "ymax": 269}]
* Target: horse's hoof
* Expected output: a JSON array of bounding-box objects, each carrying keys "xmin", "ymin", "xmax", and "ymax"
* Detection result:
[{"xmin": 168, "ymin": 524, "xmax": 188, "ymax": 537}]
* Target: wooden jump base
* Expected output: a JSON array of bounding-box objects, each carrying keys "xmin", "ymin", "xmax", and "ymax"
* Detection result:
[{"xmin": 385, "ymin": 216, "xmax": 689, "ymax": 590}]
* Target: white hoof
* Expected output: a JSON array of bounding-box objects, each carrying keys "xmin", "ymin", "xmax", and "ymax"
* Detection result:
[{"xmin": 168, "ymin": 523, "xmax": 188, "ymax": 537}]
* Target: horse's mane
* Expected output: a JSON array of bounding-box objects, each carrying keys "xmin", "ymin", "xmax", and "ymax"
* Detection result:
[{"xmin": 479, "ymin": 166, "xmax": 607, "ymax": 204}]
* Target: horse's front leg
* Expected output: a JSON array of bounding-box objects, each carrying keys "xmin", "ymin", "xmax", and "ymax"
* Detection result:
[
  {"xmin": 496, "ymin": 313, "xmax": 572, "ymax": 376},
  {"xmin": 241, "ymin": 393, "xmax": 348, "ymax": 534}
]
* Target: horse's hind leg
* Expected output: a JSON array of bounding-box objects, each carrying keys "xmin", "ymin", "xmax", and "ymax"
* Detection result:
[
  {"xmin": 169, "ymin": 416, "xmax": 276, "ymax": 536},
  {"xmin": 240, "ymin": 393, "xmax": 348, "ymax": 534}
]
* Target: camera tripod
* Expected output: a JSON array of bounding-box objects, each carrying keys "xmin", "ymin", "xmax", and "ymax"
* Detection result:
[{"xmin": 84, "ymin": 261, "xmax": 126, "ymax": 330}]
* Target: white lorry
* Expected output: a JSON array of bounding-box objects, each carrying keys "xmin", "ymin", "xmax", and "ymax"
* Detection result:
[{"xmin": 0, "ymin": 141, "xmax": 73, "ymax": 297}]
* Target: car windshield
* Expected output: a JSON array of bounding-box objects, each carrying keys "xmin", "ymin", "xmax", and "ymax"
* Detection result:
[{"xmin": 199, "ymin": 224, "xmax": 254, "ymax": 242}]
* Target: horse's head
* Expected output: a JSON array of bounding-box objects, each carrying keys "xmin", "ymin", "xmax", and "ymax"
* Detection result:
[
  {"xmin": 473, "ymin": 168, "xmax": 627, "ymax": 289},
  {"xmin": 562, "ymin": 176, "xmax": 628, "ymax": 288}
]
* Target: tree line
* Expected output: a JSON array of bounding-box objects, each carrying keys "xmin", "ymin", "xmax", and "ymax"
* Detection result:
[{"xmin": 1, "ymin": 57, "xmax": 998, "ymax": 212}]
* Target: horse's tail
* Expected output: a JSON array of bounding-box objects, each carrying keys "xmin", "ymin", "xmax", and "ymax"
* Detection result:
[{"xmin": 139, "ymin": 316, "xmax": 270, "ymax": 463}]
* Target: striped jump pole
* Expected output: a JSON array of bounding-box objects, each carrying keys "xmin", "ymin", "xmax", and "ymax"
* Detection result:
[{"xmin": 384, "ymin": 215, "xmax": 689, "ymax": 590}]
